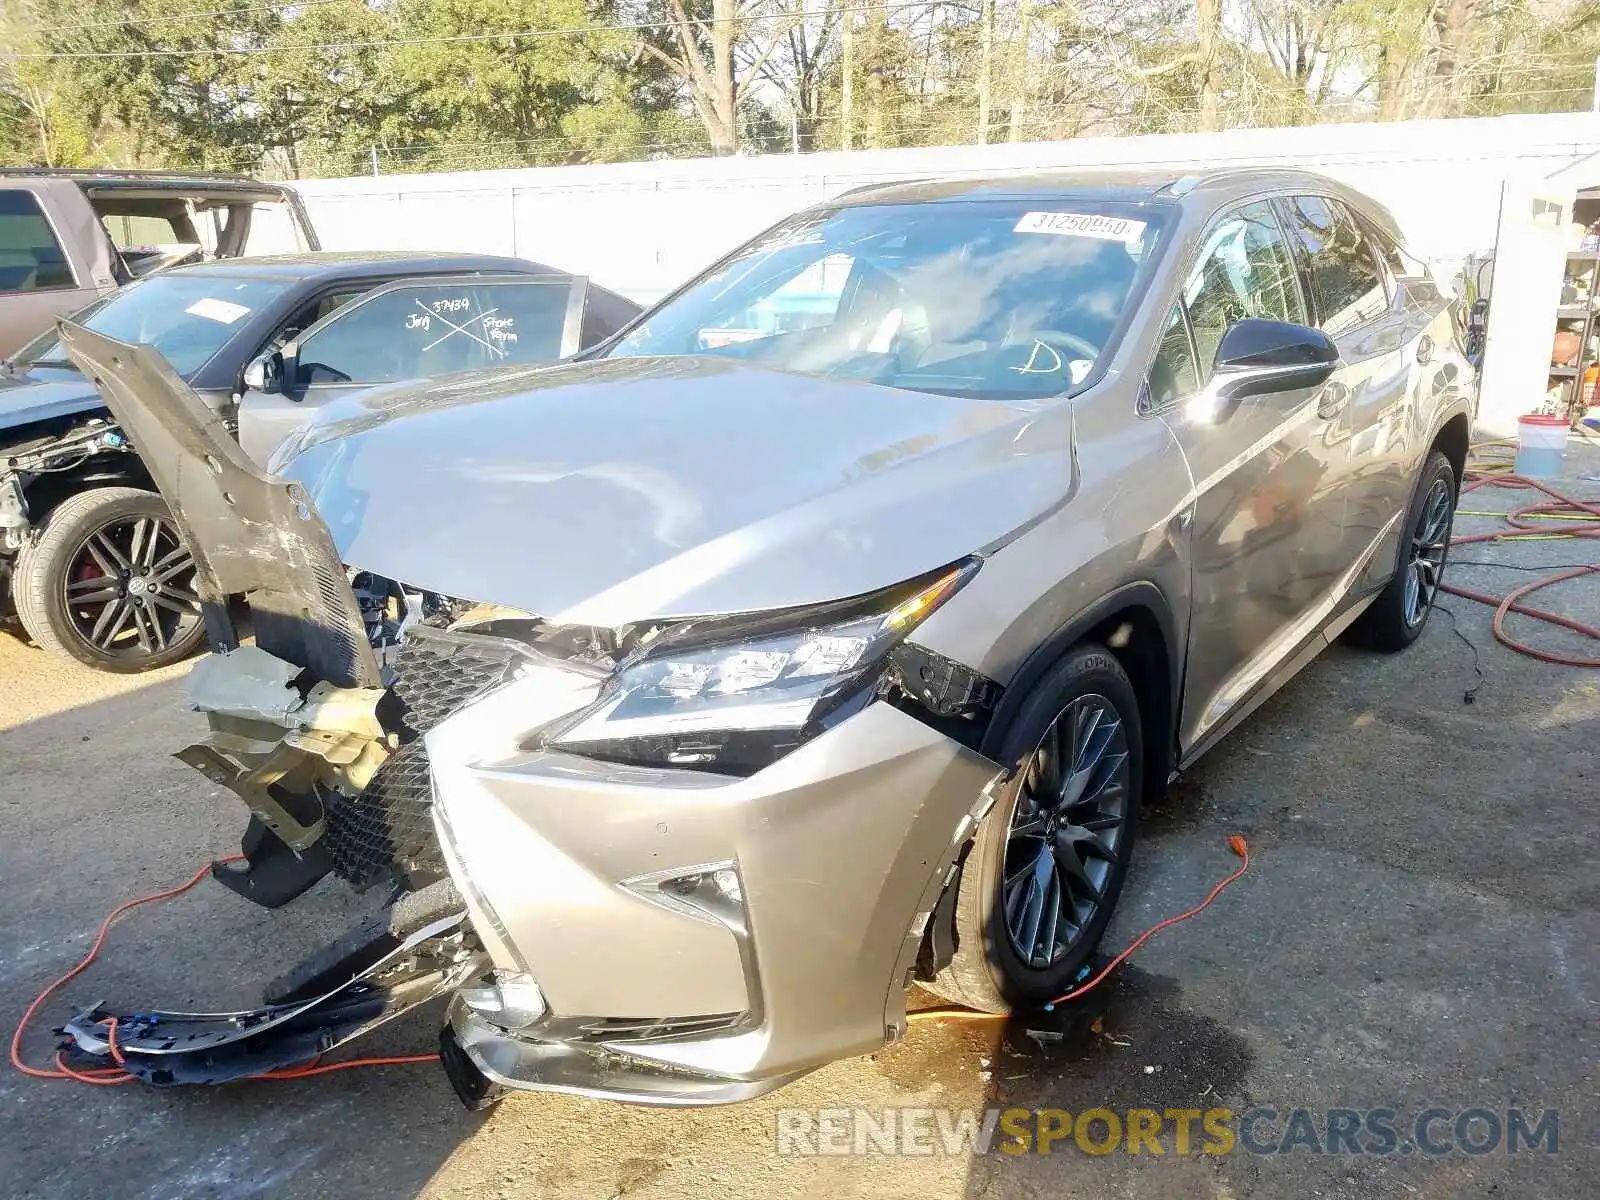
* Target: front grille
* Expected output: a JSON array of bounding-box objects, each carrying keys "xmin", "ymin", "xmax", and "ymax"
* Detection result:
[
  {"xmin": 574, "ymin": 1012, "xmax": 746, "ymax": 1045},
  {"xmin": 322, "ymin": 626, "xmax": 524, "ymax": 889}
]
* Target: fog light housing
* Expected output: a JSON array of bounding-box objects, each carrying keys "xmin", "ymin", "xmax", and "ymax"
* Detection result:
[
  {"xmin": 625, "ymin": 862, "xmax": 747, "ymax": 929},
  {"xmin": 459, "ymin": 972, "xmax": 547, "ymax": 1031}
]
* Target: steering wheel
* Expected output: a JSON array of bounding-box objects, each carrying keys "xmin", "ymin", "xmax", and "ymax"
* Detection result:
[{"xmin": 1017, "ymin": 329, "xmax": 1100, "ymax": 362}]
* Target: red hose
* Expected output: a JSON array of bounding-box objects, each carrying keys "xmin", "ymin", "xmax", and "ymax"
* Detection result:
[{"xmin": 1441, "ymin": 470, "xmax": 1600, "ymax": 668}]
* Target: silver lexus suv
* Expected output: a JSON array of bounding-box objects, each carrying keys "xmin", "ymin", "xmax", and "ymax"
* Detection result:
[{"xmin": 58, "ymin": 167, "xmax": 1472, "ymax": 1107}]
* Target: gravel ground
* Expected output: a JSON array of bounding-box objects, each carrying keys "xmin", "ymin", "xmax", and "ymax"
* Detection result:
[{"xmin": 0, "ymin": 451, "xmax": 1595, "ymax": 1200}]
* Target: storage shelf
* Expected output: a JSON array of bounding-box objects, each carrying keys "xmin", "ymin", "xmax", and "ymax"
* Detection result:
[
  {"xmin": 1558, "ymin": 304, "xmax": 1593, "ymax": 318},
  {"xmin": 1568, "ymin": 250, "xmax": 1600, "ymax": 263},
  {"xmin": 1548, "ymin": 364, "xmax": 1580, "ymax": 377}
]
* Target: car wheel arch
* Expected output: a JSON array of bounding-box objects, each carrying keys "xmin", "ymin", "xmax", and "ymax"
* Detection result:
[
  {"xmin": 1430, "ymin": 411, "xmax": 1469, "ymax": 487},
  {"xmin": 20, "ymin": 460, "xmax": 154, "ymax": 525},
  {"xmin": 914, "ymin": 592, "xmax": 1176, "ymax": 992},
  {"xmin": 980, "ymin": 580, "xmax": 1180, "ymax": 799}
]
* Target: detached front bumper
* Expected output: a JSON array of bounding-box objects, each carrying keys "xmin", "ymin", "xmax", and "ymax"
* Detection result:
[{"xmin": 428, "ymin": 667, "xmax": 1002, "ymax": 1105}]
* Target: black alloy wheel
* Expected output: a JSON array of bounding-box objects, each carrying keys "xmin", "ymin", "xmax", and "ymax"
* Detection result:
[{"xmin": 12, "ymin": 487, "xmax": 206, "ymax": 672}]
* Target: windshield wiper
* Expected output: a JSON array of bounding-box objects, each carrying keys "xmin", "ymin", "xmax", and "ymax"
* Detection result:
[{"xmin": 24, "ymin": 358, "xmax": 75, "ymax": 370}]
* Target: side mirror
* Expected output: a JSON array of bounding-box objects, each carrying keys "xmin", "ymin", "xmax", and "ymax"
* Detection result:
[
  {"xmin": 1212, "ymin": 318, "xmax": 1338, "ymax": 401},
  {"xmin": 242, "ymin": 350, "xmax": 284, "ymax": 395}
]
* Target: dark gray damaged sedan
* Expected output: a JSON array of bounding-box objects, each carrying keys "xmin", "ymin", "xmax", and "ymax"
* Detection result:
[{"xmin": 0, "ymin": 251, "xmax": 638, "ymax": 671}]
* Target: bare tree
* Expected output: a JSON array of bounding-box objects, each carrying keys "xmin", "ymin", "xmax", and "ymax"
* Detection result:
[
  {"xmin": 977, "ymin": 0, "xmax": 995, "ymax": 143},
  {"xmin": 1008, "ymin": 0, "xmax": 1034, "ymax": 142},
  {"xmin": 641, "ymin": 0, "xmax": 795, "ymax": 154},
  {"xmin": 1196, "ymin": 0, "xmax": 1222, "ymax": 130},
  {"xmin": 752, "ymin": 0, "xmax": 842, "ymax": 149},
  {"xmin": 841, "ymin": 2, "xmax": 855, "ymax": 148}
]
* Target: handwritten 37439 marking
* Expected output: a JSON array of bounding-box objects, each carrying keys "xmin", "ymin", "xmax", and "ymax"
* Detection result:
[{"xmin": 407, "ymin": 297, "xmax": 512, "ymax": 358}]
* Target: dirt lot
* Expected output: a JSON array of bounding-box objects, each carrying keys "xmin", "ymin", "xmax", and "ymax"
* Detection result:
[{"xmin": 1, "ymin": 458, "xmax": 1596, "ymax": 1200}]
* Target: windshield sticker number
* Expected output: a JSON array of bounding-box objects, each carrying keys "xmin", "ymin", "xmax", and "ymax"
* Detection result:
[
  {"xmin": 184, "ymin": 297, "xmax": 251, "ymax": 324},
  {"xmin": 1014, "ymin": 212, "xmax": 1147, "ymax": 243},
  {"xmin": 403, "ymin": 295, "xmax": 517, "ymax": 358}
]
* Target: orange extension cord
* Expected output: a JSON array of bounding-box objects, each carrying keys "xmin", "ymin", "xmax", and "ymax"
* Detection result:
[
  {"xmin": 908, "ymin": 834, "xmax": 1250, "ymax": 1023},
  {"xmin": 1441, "ymin": 455, "xmax": 1600, "ymax": 668},
  {"xmin": 10, "ymin": 855, "xmax": 437, "ymax": 1088},
  {"xmin": 20, "ymin": 840, "xmax": 1253, "ymax": 1055}
]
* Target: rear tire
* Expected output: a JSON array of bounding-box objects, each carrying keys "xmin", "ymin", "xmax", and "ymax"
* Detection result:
[
  {"xmin": 923, "ymin": 644, "xmax": 1142, "ymax": 1013},
  {"xmin": 1345, "ymin": 450, "xmax": 1457, "ymax": 653},
  {"xmin": 12, "ymin": 486, "xmax": 205, "ymax": 673}
]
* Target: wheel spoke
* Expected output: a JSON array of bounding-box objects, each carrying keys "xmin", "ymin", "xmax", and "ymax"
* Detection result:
[
  {"xmin": 89, "ymin": 530, "xmax": 132, "ymax": 573},
  {"xmin": 65, "ymin": 577, "xmax": 119, "ymax": 604},
  {"xmin": 143, "ymin": 521, "xmax": 167, "ymax": 568},
  {"xmin": 1061, "ymin": 824, "xmax": 1117, "ymax": 864},
  {"xmin": 127, "ymin": 518, "xmax": 149, "ymax": 571},
  {"xmin": 149, "ymin": 545, "xmax": 194, "ymax": 584},
  {"xmin": 1010, "ymin": 813, "xmax": 1048, "ymax": 839},
  {"xmin": 1004, "ymin": 856, "xmax": 1037, "ymax": 892},
  {"xmin": 1037, "ymin": 870, "xmax": 1061, "ymax": 966},
  {"xmin": 1035, "ymin": 718, "xmax": 1064, "ymax": 797},
  {"xmin": 149, "ymin": 594, "xmax": 196, "ymax": 617},
  {"xmin": 148, "ymin": 605, "xmax": 170, "ymax": 650},
  {"xmin": 90, "ymin": 599, "xmax": 133, "ymax": 648},
  {"xmin": 1059, "ymin": 707, "xmax": 1079, "ymax": 796},
  {"xmin": 1004, "ymin": 873, "xmax": 1032, "ymax": 937},
  {"xmin": 130, "ymin": 603, "xmax": 166, "ymax": 652},
  {"xmin": 1052, "ymin": 831, "xmax": 1102, "ymax": 902},
  {"xmin": 1061, "ymin": 707, "xmax": 1120, "ymax": 808},
  {"xmin": 81, "ymin": 539, "xmax": 119, "ymax": 578},
  {"xmin": 1078, "ymin": 812, "xmax": 1123, "ymax": 833},
  {"xmin": 1016, "ymin": 857, "xmax": 1049, "ymax": 962},
  {"xmin": 1072, "ymin": 704, "xmax": 1105, "ymax": 772}
]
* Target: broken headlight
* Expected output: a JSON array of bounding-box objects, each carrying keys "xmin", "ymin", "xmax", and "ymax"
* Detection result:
[{"xmin": 541, "ymin": 560, "xmax": 978, "ymax": 775}]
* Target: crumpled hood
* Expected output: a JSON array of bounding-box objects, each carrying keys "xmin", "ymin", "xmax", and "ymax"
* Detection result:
[
  {"xmin": 281, "ymin": 356, "xmax": 1077, "ymax": 625},
  {"xmin": 0, "ymin": 370, "xmax": 104, "ymax": 435}
]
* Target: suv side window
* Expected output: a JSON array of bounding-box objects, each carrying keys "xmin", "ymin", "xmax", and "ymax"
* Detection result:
[
  {"xmin": 1182, "ymin": 200, "xmax": 1307, "ymax": 378},
  {"xmin": 1148, "ymin": 303, "xmax": 1199, "ymax": 408},
  {"xmin": 1282, "ymin": 196, "xmax": 1387, "ymax": 334},
  {"xmin": 295, "ymin": 278, "xmax": 576, "ymax": 386},
  {"xmin": 0, "ymin": 190, "xmax": 76, "ymax": 293}
]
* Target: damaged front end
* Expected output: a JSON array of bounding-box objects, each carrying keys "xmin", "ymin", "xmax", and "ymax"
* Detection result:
[
  {"xmin": 53, "ymin": 323, "xmax": 1010, "ymax": 1109},
  {"xmin": 52, "ymin": 323, "xmax": 520, "ymax": 1102}
]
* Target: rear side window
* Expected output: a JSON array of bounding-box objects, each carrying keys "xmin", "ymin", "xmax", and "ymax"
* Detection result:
[
  {"xmin": 1282, "ymin": 196, "xmax": 1387, "ymax": 334},
  {"xmin": 0, "ymin": 190, "xmax": 76, "ymax": 293},
  {"xmin": 101, "ymin": 213, "xmax": 184, "ymax": 247},
  {"xmin": 578, "ymin": 284, "xmax": 642, "ymax": 349}
]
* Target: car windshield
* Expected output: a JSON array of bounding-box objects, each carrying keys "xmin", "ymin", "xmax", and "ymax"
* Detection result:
[
  {"xmin": 606, "ymin": 198, "xmax": 1172, "ymax": 400},
  {"xmin": 15, "ymin": 273, "xmax": 291, "ymax": 377}
]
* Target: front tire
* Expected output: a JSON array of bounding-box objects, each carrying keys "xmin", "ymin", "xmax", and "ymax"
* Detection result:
[
  {"xmin": 12, "ymin": 487, "xmax": 205, "ymax": 673},
  {"xmin": 1345, "ymin": 450, "xmax": 1457, "ymax": 653},
  {"xmin": 924, "ymin": 644, "xmax": 1142, "ymax": 1013}
]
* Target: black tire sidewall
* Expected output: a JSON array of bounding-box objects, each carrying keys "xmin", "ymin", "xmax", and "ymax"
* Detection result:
[
  {"xmin": 1349, "ymin": 450, "xmax": 1458, "ymax": 651},
  {"xmin": 1400, "ymin": 452, "xmax": 1459, "ymax": 640},
  {"xmin": 966, "ymin": 645, "xmax": 1144, "ymax": 1005},
  {"xmin": 14, "ymin": 487, "xmax": 205, "ymax": 673}
]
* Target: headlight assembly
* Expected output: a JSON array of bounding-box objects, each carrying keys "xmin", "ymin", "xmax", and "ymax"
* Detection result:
[{"xmin": 539, "ymin": 559, "xmax": 979, "ymax": 775}]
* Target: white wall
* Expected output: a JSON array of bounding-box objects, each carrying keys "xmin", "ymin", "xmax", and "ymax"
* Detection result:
[{"xmin": 288, "ymin": 113, "xmax": 1600, "ymax": 304}]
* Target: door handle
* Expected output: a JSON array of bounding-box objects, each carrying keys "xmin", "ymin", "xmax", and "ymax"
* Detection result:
[
  {"xmin": 1416, "ymin": 335, "xmax": 1434, "ymax": 366},
  {"xmin": 1316, "ymin": 382, "xmax": 1349, "ymax": 420}
]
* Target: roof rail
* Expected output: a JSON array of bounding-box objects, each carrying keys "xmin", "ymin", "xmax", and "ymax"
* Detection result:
[{"xmin": 0, "ymin": 167, "xmax": 260, "ymax": 183}]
